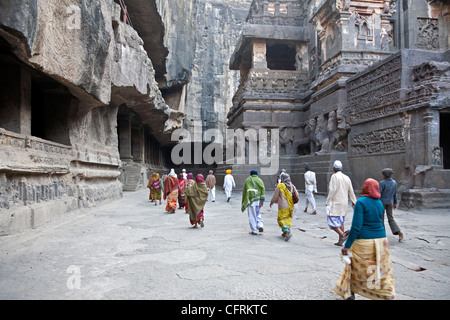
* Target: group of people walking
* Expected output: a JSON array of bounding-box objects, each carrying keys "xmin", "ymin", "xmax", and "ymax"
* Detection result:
[
  {"xmin": 147, "ymin": 169, "xmax": 236, "ymax": 228},
  {"xmin": 147, "ymin": 161, "xmax": 402, "ymax": 300}
]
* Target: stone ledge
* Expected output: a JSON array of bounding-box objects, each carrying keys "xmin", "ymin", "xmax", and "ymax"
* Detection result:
[{"xmin": 400, "ymin": 188, "xmax": 450, "ymax": 210}]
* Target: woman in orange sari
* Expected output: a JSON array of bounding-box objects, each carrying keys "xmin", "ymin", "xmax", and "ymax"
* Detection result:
[
  {"xmin": 163, "ymin": 170, "xmax": 179, "ymax": 213},
  {"xmin": 147, "ymin": 172, "xmax": 156, "ymax": 202}
]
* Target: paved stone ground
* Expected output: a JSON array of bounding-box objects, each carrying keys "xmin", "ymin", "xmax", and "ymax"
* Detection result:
[{"xmin": 0, "ymin": 188, "xmax": 449, "ymax": 300}]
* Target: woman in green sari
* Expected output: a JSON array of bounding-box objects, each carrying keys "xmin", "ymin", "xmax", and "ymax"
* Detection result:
[{"xmin": 185, "ymin": 174, "xmax": 209, "ymax": 228}]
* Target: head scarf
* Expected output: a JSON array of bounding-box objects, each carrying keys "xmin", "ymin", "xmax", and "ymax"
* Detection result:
[
  {"xmin": 250, "ymin": 169, "xmax": 258, "ymax": 176},
  {"xmin": 152, "ymin": 173, "xmax": 161, "ymax": 190},
  {"xmin": 187, "ymin": 173, "xmax": 194, "ymax": 180},
  {"xmin": 382, "ymin": 168, "xmax": 394, "ymax": 178},
  {"xmin": 196, "ymin": 174, "xmax": 204, "ymax": 183},
  {"xmin": 169, "ymin": 169, "xmax": 176, "ymax": 177},
  {"xmin": 226, "ymin": 169, "xmax": 232, "ymax": 174},
  {"xmin": 163, "ymin": 173, "xmax": 179, "ymax": 197},
  {"xmin": 362, "ymin": 178, "xmax": 381, "ymax": 199},
  {"xmin": 333, "ymin": 160, "xmax": 343, "ymax": 171},
  {"xmin": 280, "ymin": 172, "xmax": 293, "ymax": 192}
]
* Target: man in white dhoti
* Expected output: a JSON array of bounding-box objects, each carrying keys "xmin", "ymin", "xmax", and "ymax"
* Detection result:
[
  {"xmin": 304, "ymin": 164, "xmax": 317, "ymax": 215},
  {"xmin": 223, "ymin": 169, "xmax": 236, "ymax": 202},
  {"xmin": 326, "ymin": 160, "xmax": 357, "ymax": 246},
  {"xmin": 205, "ymin": 170, "xmax": 216, "ymax": 202}
]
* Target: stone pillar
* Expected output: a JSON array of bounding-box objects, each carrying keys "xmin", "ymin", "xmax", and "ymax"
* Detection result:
[
  {"xmin": 131, "ymin": 125, "xmax": 142, "ymax": 162},
  {"xmin": 118, "ymin": 115, "xmax": 132, "ymax": 160},
  {"xmin": 424, "ymin": 109, "xmax": 441, "ymax": 167},
  {"xmin": 295, "ymin": 43, "xmax": 309, "ymax": 74},
  {"xmin": 0, "ymin": 63, "xmax": 31, "ymax": 135},
  {"xmin": 20, "ymin": 66, "xmax": 32, "ymax": 136},
  {"xmin": 252, "ymin": 40, "xmax": 267, "ymax": 70}
]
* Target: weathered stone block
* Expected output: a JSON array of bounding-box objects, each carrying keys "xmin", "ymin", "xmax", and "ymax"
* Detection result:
[{"xmin": 0, "ymin": 207, "xmax": 32, "ymax": 235}]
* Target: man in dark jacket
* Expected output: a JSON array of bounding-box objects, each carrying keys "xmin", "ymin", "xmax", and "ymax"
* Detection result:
[{"xmin": 379, "ymin": 168, "xmax": 404, "ymax": 241}]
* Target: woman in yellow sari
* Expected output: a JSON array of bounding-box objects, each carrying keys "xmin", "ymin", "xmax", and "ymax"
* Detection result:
[
  {"xmin": 334, "ymin": 178, "xmax": 396, "ymax": 300},
  {"xmin": 151, "ymin": 173, "xmax": 162, "ymax": 206},
  {"xmin": 270, "ymin": 173, "xmax": 298, "ymax": 241}
]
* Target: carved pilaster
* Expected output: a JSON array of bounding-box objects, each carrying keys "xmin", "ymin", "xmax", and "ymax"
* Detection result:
[{"xmin": 252, "ymin": 40, "xmax": 268, "ymax": 70}]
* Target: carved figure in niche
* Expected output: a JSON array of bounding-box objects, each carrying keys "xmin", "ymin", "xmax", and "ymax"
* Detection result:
[
  {"xmin": 292, "ymin": 125, "xmax": 310, "ymax": 155},
  {"xmin": 381, "ymin": 27, "xmax": 389, "ymax": 50},
  {"xmin": 432, "ymin": 147, "xmax": 442, "ymax": 166},
  {"xmin": 251, "ymin": 2, "xmax": 259, "ymax": 15},
  {"xmin": 280, "ymin": 127, "xmax": 294, "ymax": 156},
  {"xmin": 334, "ymin": 108, "xmax": 350, "ymax": 152},
  {"xmin": 417, "ymin": 18, "xmax": 439, "ymax": 50},
  {"xmin": 315, "ymin": 20, "xmax": 324, "ymax": 37},
  {"xmin": 314, "ymin": 114, "xmax": 328, "ymax": 154},
  {"xmin": 355, "ymin": 13, "xmax": 373, "ymax": 41},
  {"xmin": 295, "ymin": 52, "xmax": 303, "ymax": 73},
  {"xmin": 310, "ymin": 47, "xmax": 317, "ymax": 70},
  {"xmin": 326, "ymin": 111, "xmax": 338, "ymax": 151},
  {"xmin": 337, "ymin": 0, "xmax": 351, "ymax": 11},
  {"xmin": 305, "ymin": 118, "xmax": 317, "ymax": 154}
]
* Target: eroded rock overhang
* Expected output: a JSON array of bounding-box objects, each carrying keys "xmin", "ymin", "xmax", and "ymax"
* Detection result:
[{"xmin": 0, "ymin": 0, "xmax": 183, "ymax": 146}]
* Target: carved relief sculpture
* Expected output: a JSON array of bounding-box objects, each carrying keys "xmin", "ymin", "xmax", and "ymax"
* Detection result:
[{"xmin": 416, "ymin": 18, "xmax": 439, "ymax": 50}]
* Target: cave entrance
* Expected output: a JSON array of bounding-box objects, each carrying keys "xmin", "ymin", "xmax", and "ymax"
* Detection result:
[
  {"xmin": 440, "ymin": 112, "xmax": 450, "ymax": 169},
  {"xmin": 30, "ymin": 76, "xmax": 71, "ymax": 145},
  {"xmin": 0, "ymin": 35, "xmax": 71, "ymax": 145}
]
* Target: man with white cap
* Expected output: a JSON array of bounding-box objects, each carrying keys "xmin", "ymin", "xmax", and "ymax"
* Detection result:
[{"xmin": 326, "ymin": 160, "xmax": 357, "ymax": 246}]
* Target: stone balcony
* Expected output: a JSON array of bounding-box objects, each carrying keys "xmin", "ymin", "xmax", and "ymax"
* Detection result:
[
  {"xmin": 227, "ymin": 69, "xmax": 309, "ymax": 128},
  {"xmin": 246, "ymin": 0, "xmax": 304, "ymax": 27}
]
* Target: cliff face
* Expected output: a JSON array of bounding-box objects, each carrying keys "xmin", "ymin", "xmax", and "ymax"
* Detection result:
[
  {"xmin": 0, "ymin": 0, "xmax": 180, "ymax": 234},
  {"xmin": 155, "ymin": 0, "xmax": 251, "ymax": 140}
]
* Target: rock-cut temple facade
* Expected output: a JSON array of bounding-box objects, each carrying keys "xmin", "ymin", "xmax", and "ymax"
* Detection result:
[{"xmin": 226, "ymin": 0, "xmax": 449, "ymax": 210}]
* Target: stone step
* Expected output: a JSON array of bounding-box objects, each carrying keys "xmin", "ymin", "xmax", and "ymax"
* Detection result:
[
  {"xmin": 215, "ymin": 152, "xmax": 350, "ymax": 194},
  {"xmin": 121, "ymin": 165, "xmax": 144, "ymax": 192}
]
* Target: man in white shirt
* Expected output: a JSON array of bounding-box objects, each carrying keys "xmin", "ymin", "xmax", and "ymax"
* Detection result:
[
  {"xmin": 304, "ymin": 164, "xmax": 317, "ymax": 215},
  {"xmin": 223, "ymin": 169, "xmax": 236, "ymax": 202},
  {"xmin": 326, "ymin": 160, "xmax": 357, "ymax": 246}
]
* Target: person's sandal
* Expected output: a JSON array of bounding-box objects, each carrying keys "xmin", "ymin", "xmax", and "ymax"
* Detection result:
[{"xmin": 285, "ymin": 231, "xmax": 292, "ymax": 241}]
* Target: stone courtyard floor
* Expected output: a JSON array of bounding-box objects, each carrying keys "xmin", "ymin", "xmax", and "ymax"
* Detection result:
[{"xmin": 0, "ymin": 188, "xmax": 449, "ymax": 300}]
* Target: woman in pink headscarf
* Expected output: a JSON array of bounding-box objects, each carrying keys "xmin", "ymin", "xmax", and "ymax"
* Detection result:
[
  {"xmin": 178, "ymin": 173, "xmax": 186, "ymax": 209},
  {"xmin": 185, "ymin": 174, "xmax": 209, "ymax": 228},
  {"xmin": 334, "ymin": 178, "xmax": 396, "ymax": 300},
  {"xmin": 183, "ymin": 173, "xmax": 195, "ymax": 214}
]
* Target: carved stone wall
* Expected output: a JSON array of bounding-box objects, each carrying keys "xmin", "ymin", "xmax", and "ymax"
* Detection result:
[
  {"xmin": 346, "ymin": 49, "xmax": 449, "ymax": 192},
  {"xmin": 0, "ymin": 0, "xmax": 183, "ymax": 234}
]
